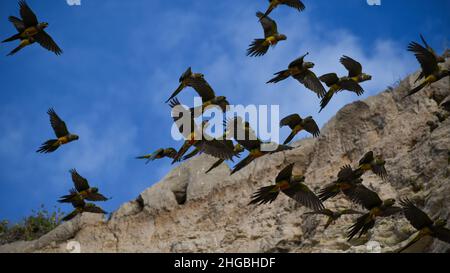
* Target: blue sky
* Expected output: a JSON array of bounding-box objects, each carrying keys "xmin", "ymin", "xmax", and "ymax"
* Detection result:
[{"xmin": 0, "ymin": 0, "xmax": 448, "ymax": 222}]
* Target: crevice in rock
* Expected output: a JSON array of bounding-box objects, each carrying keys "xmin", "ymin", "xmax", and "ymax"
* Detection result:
[
  {"xmin": 173, "ymin": 183, "xmax": 188, "ymax": 205},
  {"xmin": 136, "ymin": 195, "xmax": 145, "ymax": 211}
]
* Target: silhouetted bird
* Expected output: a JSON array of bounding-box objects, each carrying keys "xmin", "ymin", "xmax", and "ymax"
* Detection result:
[
  {"xmin": 249, "ymin": 163, "xmax": 324, "ymax": 211},
  {"xmin": 261, "ymin": 0, "xmax": 305, "ymax": 18},
  {"xmin": 267, "ymin": 53, "xmax": 326, "ymax": 97},
  {"xmin": 62, "ymin": 198, "xmax": 106, "ymax": 221},
  {"xmin": 405, "ymin": 38, "xmax": 449, "ymax": 97},
  {"xmin": 247, "ymin": 12, "xmax": 286, "ymax": 57},
  {"xmin": 136, "ymin": 148, "xmax": 177, "ymax": 164},
  {"xmin": 356, "ymin": 151, "xmax": 387, "ymax": 180},
  {"xmin": 37, "ymin": 108, "xmax": 78, "ymax": 153},
  {"xmin": 346, "ymin": 186, "xmax": 401, "ymax": 240},
  {"xmin": 2, "ymin": 0, "xmax": 62, "ymax": 55},
  {"xmin": 319, "ymin": 56, "xmax": 371, "ymax": 112},
  {"xmin": 280, "ymin": 114, "xmax": 320, "ymax": 144},
  {"xmin": 412, "ymin": 34, "xmax": 446, "ymax": 84},
  {"xmin": 165, "ymin": 67, "xmax": 229, "ymax": 115},
  {"xmin": 396, "ymin": 198, "xmax": 450, "ymax": 252},
  {"xmin": 58, "ymin": 169, "xmax": 108, "ymax": 203}
]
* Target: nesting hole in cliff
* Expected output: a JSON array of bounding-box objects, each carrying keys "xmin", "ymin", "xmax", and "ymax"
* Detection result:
[
  {"xmin": 135, "ymin": 195, "xmax": 145, "ymax": 211},
  {"xmin": 172, "ymin": 183, "xmax": 188, "ymax": 205}
]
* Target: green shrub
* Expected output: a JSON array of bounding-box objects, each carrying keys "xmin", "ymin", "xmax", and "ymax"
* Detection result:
[{"xmin": 0, "ymin": 205, "xmax": 64, "ymax": 245}]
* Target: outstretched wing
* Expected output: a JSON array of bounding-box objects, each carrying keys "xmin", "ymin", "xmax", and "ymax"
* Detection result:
[
  {"xmin": 275, "ymin": 163, "xmax": 294, "ymax": 183},
  {"xmin": 85, "ymin": 193, "xmax": 108, "ymax": 202},
  {"xmin": 190, "ymin": 77, "xmax": 216, "ymax": 103},
  {"xmin": 47, "ymin": 108, "xmax": 69, "ymax": 138},
  {"xmin": 70, "ymin": 169, "xmax": 90, "ymax": 192},
  {"xmin": 303, "ymin": 117, "xmax": 320, "ymax": 138},
  {"xmin": 408, "ymin": 42, "xmax": 439, "ymax": 76},
  {"xmin": 337, "ymin": 165, "xmax": 355, "ymax": 181},
  {"xmin": 359, "ymin": 151, "xmax": 374, "ymax": 166},
  {"xmin": 372, "ymin": 163, "xmax": 387, "ymax": 180},
  {"xmin": 8, "ymin": 16, "xmax": 25, "ymax": 32},
  {"xmin": 281, "ymin": 0, "xmax": 306, "ymax": 11},
  {"xmin": 256, "ymin": 12, "xmax": 278, "ymax": 38},
  {"xmin": 339, "ymin": 79, "xmax": 364, "ymax": 96},
  {"xmin": 399, "ymin": 198, "xmax": 433, "ymax": 230},
  {"xmin": 19, "ymin": 0, "xmax": 38, "ymax": 27},
  {"xmin": 34, "ymin": 31, "xmax": 63, "ymax": 55},
  {"xmin": 280, "ymin": 114, "xmax": 302, "ymax": 130},
  {"xmin": 288, "ymin": 53, "xmax": 309, "ymax": 69},
  {"xmin": 198, "ymin": 139, "xmax": 237, "ymax": 161},
  {"xmin": 282, "ymin": 183, "xmax": 324, "ymax": 211},
  {"xmin": 319, "ymin": 73, "xmax": 340, "ymax": 87},
  {"xmin": 83, "ymin": 204, "xmax": 107, "ymax": 214},
  {"xmin": 340, "ymin": 56, "xmax": 362, "ymax": 78},
  {"xmin": 293, "ymin": 70, "xmax": 326, "ymax": 98},
  {"xmin": 164, "ymin": 148, "xmax": 177, "ymax": 159},
  {"xmin": 345, "ymin": 184, "xmax": 382, "ymax": 210}
]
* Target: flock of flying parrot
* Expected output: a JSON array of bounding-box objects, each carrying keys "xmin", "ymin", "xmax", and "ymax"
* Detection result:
[{"xmin": 2, "ymin": 0, "xmax": 449, "ymax": 251}]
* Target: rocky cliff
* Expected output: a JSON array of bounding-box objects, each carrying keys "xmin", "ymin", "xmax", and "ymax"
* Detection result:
[{"xmin": 1, "ymin": 63, "xmax": 449, "ymax": 253}]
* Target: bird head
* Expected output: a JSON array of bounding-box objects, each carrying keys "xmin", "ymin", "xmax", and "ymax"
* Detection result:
[
  {"xmin": 234, "ymin": 144, "xmax": 244, "ymax": 153},
  {"xmin": 360, "ymin": 73, "xmax": 372, "ymax": 82},
  {"xmin": 69, "ymin": 134, "xmax": 79, "ymax": 141},
  {"xmin": 91, "ymin": 187, "xmax": 99, "ymax": 193},
  {"xmin": 435, "ymin": 219, "xmax": 447, "ymax": 227},
  {"xmin": 277, "ymin": 34, "xmax": 287, "ymax": 41},
  {"xmin": 383, "ymin": 198, "xmax": 396, "ymax": 207},
  {"xmin": 38, "ymin": 22, "xmax": 49, "ymax": 29},
  {"xmin": 214, "ymin": 96, "xmax": 227, "ymax": 103},
  {"xmin": 374, "ymin": 155, "xmax": 385, "ymax": 165},
  {"xmin": 436, "ymin": 56, "xmax": 446, "ymax": 63},
  {"xmin": 291, "ymin": 175, "xmax": 305, "ymax": 183},
  {"xmin": 304, "ymin": 62, "xmax": 315, "ymax": 69}
]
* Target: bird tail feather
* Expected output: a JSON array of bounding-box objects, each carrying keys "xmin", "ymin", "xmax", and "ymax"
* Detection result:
[
  {"xmin": 283, "ymin": 130, "xmax": 298, "ymax": 145},
  {"xmin": 319, "ymin": 91, "xmax": 334, "ymax": 113},
  {"xmin": 231, "ymin": 155, "xmax": 255, "ymax": 175},
  {"xmin": 247, "ymin": 39, "xmax": 269, "ymax": 57},
  {"xmin": 267, "ymin": 70, "xmax": 290, "ymax": 84},
  {"xmin": 205, "ymin": 159, "xmax": 225, "ymax": 174},
  {"xmin": 36, "ymin": 139, "xmax": 60, "ymax": 153},
  {"xmin": 172, "ymin": 142, "xmax": 192, "ymax": 164},
  {"xmin": 2, "ymin": 33, "xmax": 21, "ymax": 43},
  {"xmin": 347, "ymin": 213, "xmax": 373, "ymax": 241},
  {"xmin": 404, "ymin": 81, "xmax": 428, "ymax": 98},
  {"xmin": 62, "ymin": 210, "xmax": 79, "ymax": 221}
]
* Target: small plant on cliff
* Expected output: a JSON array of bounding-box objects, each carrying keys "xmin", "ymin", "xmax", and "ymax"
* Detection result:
[{"xmin": 0, "ymin": 205, "xmax": 64, "ymax": 245}]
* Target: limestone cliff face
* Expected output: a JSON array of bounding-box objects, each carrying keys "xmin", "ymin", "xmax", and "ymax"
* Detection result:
[{"xmin": 1, "ymin": 64, "xmax": 449, "ymax": 253}]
